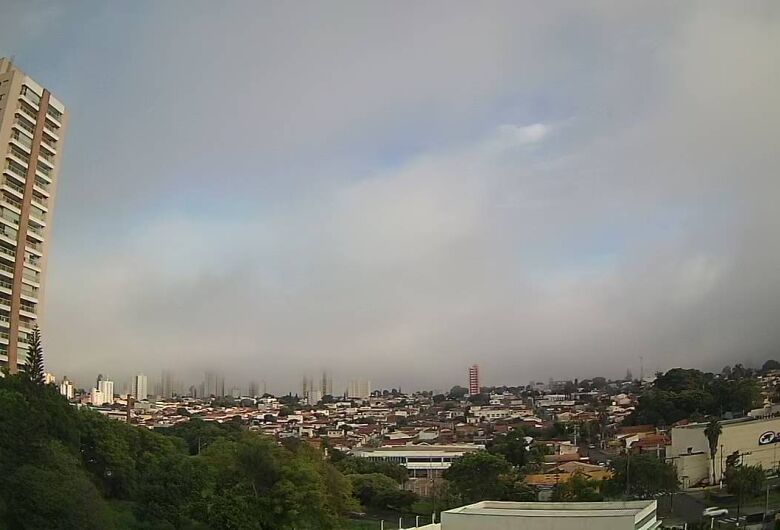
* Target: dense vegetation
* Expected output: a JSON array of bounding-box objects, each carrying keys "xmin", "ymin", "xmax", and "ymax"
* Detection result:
[
  {"xmin": 625, "ymin": 368, "xmax": 761, "ymax": 426},
  {"xmin": 0, "ymin": 369, "xmax": 414, "ymax": 529}
]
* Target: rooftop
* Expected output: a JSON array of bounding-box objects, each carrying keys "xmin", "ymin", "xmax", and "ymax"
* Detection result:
[{"xmin": 444, "ymin": 500, "xmax": 656, "ymax": 518}]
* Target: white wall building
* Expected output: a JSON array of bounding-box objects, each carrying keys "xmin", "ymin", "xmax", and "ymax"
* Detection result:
[
  {"xmin": 132, "ymin": 373, "xmax": 148, "ymax": 400},
  {"xmin": 348, "ymin": 379, "xmax": 371, "ymax": 399},
  {"xmin": 419, "ymin": 501, "xmax": 661, "ymax": 530},
  {"xmin": 97, "ymin": 378, "xmax": 114, "ymax": 405},
  {"xmin": 351, "ymin": 445, "xmax": 482, "ymax": 478},
  {"xmin": 59, "ymin": 376, "xmax": 74, "ymax": 399},
  {"xmin": 89, "ymin": 388, "xmax": 104, "ymax": 406},
  {"xmin": 671, "ymin": 416, "xmax": 780, "ymax": 487}
]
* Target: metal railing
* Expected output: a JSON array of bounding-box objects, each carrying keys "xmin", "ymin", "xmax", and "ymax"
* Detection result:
[
  {"xmin": 3, "ymin": 195, "xmax": 22, "ymax": 209},
  {"xmin": 14, "ymin": 118, "xmax": 35, "ymax": 135},
  {"xmin": 20, "ymin": 302, "xmax": 36, "ymax": 313},
  {"xmin": 0, "ymin": 247, "xmax": 16, "ymax": 259},
  {"xmin": 34, "ymin": 177, "xmax": 50, "ymax": 191},
  {"xmin": 2, "ymin": 179, "xmax": 25, "ymax": 195},
  {"xmin": 1, "ymin": 209, "xmax": 20, "ymax": 226},
  {"xmin": 5, "ymin": 161, "xmax": 27, "ymax": 179}
]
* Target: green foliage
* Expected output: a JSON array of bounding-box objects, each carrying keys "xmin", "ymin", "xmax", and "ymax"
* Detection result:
[
  {"xmin": 725, "ymin": 464, "xmax": 765, "ymax": 503},
  {"xmin": 468, "ymin": 393, "xmax": 490, "ymax": 405},
  {"xmin": 627, "ymin": 368, "xmax": 761, "ymax": 426},
  {"xmin": 704, "ymin": 419, "xmax": 722, "ymax": 484},
  {"xmin": 487, "ymin": 429, "xmax": 544, "ymax": 473},
  {"xmin": 160, "ymin": 417, "xmax": 241, "ymax": 455},
  {"xmin": 448, "ymin": 385, "xmax": 468, "ymax": 399},
  {"xmin": 443, "ymin": 451, "xmax": 530, "ymax": 504},
  {"xmin": 332, "ymin": 450, "xmax": 408, "ymax": 483},
  {"xmin": 348, "ymin": 473, "xmax": 417, "ymax": 511},
  {"xmin": 551, "ymin": 472, "xmax": 603, "ymax": 502},
  {"xmin": 604, "ymin": 454, "xmax": 679, "ymax": 499},
  {"xmin": 197, "ymin": 434, "xmax": 349, "ymax": 529},
  {"xmin": 21, "ymin": 326, "xmax": 45, "ymax": 385},
  {"xmin": 0, "ymin": 373, "xmax": 360, "ymax": 530}
]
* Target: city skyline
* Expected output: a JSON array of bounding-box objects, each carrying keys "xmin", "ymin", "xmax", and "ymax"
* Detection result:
[{"xmin": 1, "ymin": 2, "xmax": 778, "ymax": 390}]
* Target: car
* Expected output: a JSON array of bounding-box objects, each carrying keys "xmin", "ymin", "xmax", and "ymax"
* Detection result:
[{"xmin": 702, "ymin": 507, "xmax": 729, "ymax": 518}]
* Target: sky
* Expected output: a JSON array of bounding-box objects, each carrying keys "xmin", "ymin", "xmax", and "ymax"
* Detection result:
[{"xmin": 1, "ymin": 1, "xmax": 779, "ymax": 394}]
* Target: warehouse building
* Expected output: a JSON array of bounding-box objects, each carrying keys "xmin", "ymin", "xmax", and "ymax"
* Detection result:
[{"xmin": 670, "ymin": 415, "xmax": 780, "ymax": 487}]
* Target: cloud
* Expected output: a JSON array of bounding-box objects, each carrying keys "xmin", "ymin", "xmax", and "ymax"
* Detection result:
[{"xmin": 2, "ymin": 1, "xmax": 778, "ymax": 392}]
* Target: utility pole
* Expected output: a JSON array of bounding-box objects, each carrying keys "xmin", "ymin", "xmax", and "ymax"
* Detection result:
[{"xmin": 625, "ymin": 450, "xmax": 631, "ymax": 497}]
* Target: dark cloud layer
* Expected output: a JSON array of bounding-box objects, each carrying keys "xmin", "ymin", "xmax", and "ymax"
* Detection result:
[{"xmin": 1, "ymin": 1, "xmax": 778, "ymax": 392}]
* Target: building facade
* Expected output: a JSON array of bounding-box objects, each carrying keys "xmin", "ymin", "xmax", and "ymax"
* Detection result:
[
  {"xmin": 132, "ymin": 373, "xmax": 148, "ymax": 400},
  {"xmin": 97, "ymin": 378, "xmax": 114, "ymax": 405},
  {"xmin": 468, "ymin": 364, "xmax": 480, "ymax": 395},
  {"xmin": 671, "ymin": 416, "xmax": 780, "ymax": 487},
  {"xmin": 348, "ymin": 379, "xmax": 371, "ymax": 399},
  {"xmin": 351, "ymin": 445, "xmax": 482, "ymax": 478},
  {"xmin": 0, "ymin": 58, "xmax": 67, "ymax": 372},
  {"xmin": 419, "ymin": 500, "xmax": 661, "ymax": 530}
]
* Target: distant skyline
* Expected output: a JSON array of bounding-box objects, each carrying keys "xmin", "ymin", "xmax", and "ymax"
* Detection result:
[{"xmin": 1, "ymin": 1, "xmax": 779, "ymax": 392}]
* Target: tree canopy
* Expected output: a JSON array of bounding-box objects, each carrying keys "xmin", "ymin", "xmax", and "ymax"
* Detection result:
[{"xmin": 0, "ymin": 372, "xmax": 375, "ymax": 529}]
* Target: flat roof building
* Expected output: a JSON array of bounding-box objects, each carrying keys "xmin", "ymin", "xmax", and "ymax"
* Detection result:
[
  {"xmin": 351, "ymin": 444, "xmax": 482, "ymax": 478},
  {"xmin": 0, "ymin": 58, "xmax": 67, "ymax": 372},
  {"xmin": 671, "ymin": 415, "xmax": 780, "ymax": 487},
  {"xmin": 419, "ymin": 500, "xmax": 661, "ymax": 530}
]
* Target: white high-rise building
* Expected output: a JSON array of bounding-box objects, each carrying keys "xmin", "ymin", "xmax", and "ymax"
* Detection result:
[
  {"xmin": 132, "ymin": 373, "xmax": 148, "ymax": 401},
  {"xmin": 97, "ymin": 378, "xmax": 114, "ymax": 405},
  {"xmin": 89, "ymin": 388, "xmax": 104, "ymax": 406},
  {"xmin": 348, "ymin": 379, "xmax": 371, "ymax": 399},
  {"xmin": 59, "ymin": 376, "xmax": 73, "ymax": 399}
]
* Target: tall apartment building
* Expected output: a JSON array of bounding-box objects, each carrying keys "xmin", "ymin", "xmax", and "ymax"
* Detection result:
[
  {"xmin": 347, "ymin": 379, "xmax": 371, "ymax": 399},
  {"xmin": 468, "ymin": 364, "xmax": 480, "ymax": 395},
  {"xmin": 0, "ymin": 58, "xmax": 67, "ymax": 372},
  {"xmin": 132, "ymin": 373, "xmax": 148, "ymax": 401}
]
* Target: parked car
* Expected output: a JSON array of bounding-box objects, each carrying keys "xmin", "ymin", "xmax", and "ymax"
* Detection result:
[{"xmin": 702, "ymin": 507, "xmax": 729, "ymax": 518}]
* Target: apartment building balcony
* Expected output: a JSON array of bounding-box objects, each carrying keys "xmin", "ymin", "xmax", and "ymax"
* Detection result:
[
  {"xmin": 22, "ymin": 268, "xmax": 40, "ymax": 286},
  {"xmin": 25, "ymin": 241, "xmax": 43, "ymax": 257},
  {"xmin": 19, "ymin": 88, "xmax": 41, "ymax": 111},
  {"xmin": 37, "ymin": 152, "xmax": 55, "ymax": 170},
  {"xmin": 9, "ymin": 133, "xmax": 32, "ymax": 154},
  {"xmin": 0, "ymin": 278, "xmax": 12, "ymax": 294},
  {"xmin": 4, "ymin": 160, "xmax": 27, "ymax": 181},
  {"xmin": 12, "ymin": 116, "xmax": 35, "ymax": 136},
  {"xmin": 2, "ymin": 177, "xmax": 25, "ymax": 198},
  {"xmin": 0, "ymin": 246, "xmax": 16, "ymax": 262},
  {"xmin": 2, "ymin": 194, "xmax": 22, "ymax": 214},
  {"xmin": 24, "ymin": 256, "xmax": 41, "ymax": 272},
  {"xmin": 0, "ymin": 207, "xmax": 21, "ymax": 228},
  {"xmin": 20, "ymin": 301, "xmax": 37, "ymax": 317},
  {"xmin": 0, "ymin": 262, "xmax": 13, "ymax": 279},
  {"xmin": 15, "ymin": 105, "xmax": 37, "ymax": 126},
  {"xmin": 26, "ymin": 224, "xmax": 44, "ymax": 242}
]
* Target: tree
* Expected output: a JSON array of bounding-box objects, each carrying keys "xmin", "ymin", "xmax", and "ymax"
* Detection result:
[
  {"xmin": 348, "ymin": 473, "xmax": 417, "ymax": 511},
  {"xmin": 22, "ymin": 325, "xmax": 45, "ymax": 385},
  {"xmin": 725, "ymin": 464, "xmax": 765, "ymax": 514},
  {"xmin": 449, "ymin": 386, "xmax": 468, "ymax": 399},
  {"xmin": 704, "ymin": 419, "xmax": 722, "ymax": 485},
  {"xmin": 443, "ymin": 451, "xmax": 520, "ymax": 504},
  {"xmin": 552, "ymin": 471, "xmax": 603, "ymax": 502},
  {"xmin": 604, "ymin": 454, "xmax": 679, "ymax": 499},
  {"xmin": 468, "ymin": 393, "xmax": 490, "ymax": 406},
  {"xmin": 762, "ymin": 360, "xmax": 780, "ymax": 373}
]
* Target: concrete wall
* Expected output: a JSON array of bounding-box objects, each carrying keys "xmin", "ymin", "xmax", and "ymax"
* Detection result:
[
  {"xmin": 440, "ymin": 512, "xmax": 636, "ymax": 530},
  {"xmin": 671, "ymin": 417, "xmax": 780, "ymax": 486}
]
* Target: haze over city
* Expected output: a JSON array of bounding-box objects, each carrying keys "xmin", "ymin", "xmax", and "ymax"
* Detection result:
[{"xmin": 1, "ymin": 1, "xmax": 778, "ymax": 392}]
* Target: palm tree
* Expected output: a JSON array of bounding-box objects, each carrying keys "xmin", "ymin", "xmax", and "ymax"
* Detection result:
[{"xmin": 704, "ymin": 418, "xmax": 722, "ymax": 485}]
